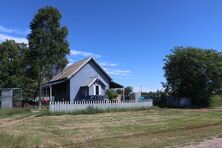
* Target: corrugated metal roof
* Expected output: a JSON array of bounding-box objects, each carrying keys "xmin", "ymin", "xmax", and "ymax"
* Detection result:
[
  {"xmin": 47, "ymin": 56, "xmax": 113, "ymax": 86},
  {"xmin": 50, "ymin": 57, "xmax": 90, "ymax": 82}
]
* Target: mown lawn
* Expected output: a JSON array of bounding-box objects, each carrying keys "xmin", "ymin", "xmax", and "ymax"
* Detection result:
[{"xmin": 1, "ymin": 108, "xmax": 222, "ymax": 147}]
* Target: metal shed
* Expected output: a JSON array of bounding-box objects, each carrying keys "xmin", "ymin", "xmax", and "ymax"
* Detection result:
[{"xmin": 0, "ymin": 88, "xmax": 22, "ymax": 109}]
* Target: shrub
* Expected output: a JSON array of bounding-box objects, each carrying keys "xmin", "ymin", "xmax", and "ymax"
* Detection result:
[
  {"xmin": 116, "ymin": 89, "xmax": 123, "ymax": 94},
  {"xmin": 210, "ymin": 95, "xmax": 222, "ymax": 108},
  {"xmin": 149, "ymin": 90, "xmax": 167, "ymax": 107},
  {"xmin": 105, "ymin": 89, "xmax": 118, "ymax": 100}
]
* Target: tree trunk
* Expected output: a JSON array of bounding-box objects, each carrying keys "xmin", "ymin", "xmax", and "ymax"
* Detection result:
[
  {"xmin": 38, "ymin": 67, "xmax": 44, "ymax": 110},
  {"xmin": 39, "ymin": 84, "xmax": 42, "ymax": 110}
]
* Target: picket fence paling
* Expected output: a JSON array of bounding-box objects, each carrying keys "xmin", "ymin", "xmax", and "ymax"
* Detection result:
[{"xmin": 49, "ymin": 100, "xmax": 153, "ymax": 112}]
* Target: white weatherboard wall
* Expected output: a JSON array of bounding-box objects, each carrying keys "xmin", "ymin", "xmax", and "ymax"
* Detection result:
[
  {"xmin": 50, "ymin": 100, "xmax": 153, "ymax": 112},
  {"xmin": 70, "ymin": 61, "xmax": 110, "ymax": 101}
]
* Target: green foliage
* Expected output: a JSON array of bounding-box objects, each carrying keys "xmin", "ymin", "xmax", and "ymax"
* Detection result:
[
  {"xmin": 0, "ymin": 40, "xmax": 37, "ymax": 98},
  {"xmin": 28, "ymin": 6, "xmax": 70, "ymax": 96},
  {"xmin": 0, "ymin": 40, "xmax": 24, "ymax": 87},
  {"xmin": 0, "ymin": 6, "xmax": 70, "ymax": 99},
  {"xmin": 210, "ymin": 95, "xmax": 222, "ymax": 108},
  {"xmin": 105, "ymin": 89, "xmax": 118, "ymax": 100},
  {"xmin": 124, "ymin": 86, "xmax": 133, "ymax": 96},
  {"xmin": 116, "ymin": 89, "xmax": 123, "ymax": 94},
  {"xmin": 163, "ymin": 47, "xmax": 222, "ymax": 107},
  {"xmin": 143, "ymin": 90, "xmax": 167, "ymax": 107}
]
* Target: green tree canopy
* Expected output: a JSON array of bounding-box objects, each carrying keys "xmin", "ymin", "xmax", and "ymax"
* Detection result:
[
  {"xmin": 163, "ymin": 47, "xmax": 222, "ymax": 106},
  {"xmin": 0, "ymin": 40, "xmax": 37, "ymax": 98},
  {"xmin": 28, "ymin": 6, "xmax": 70, "ymax": 97},
  {"xmin": 124, "ymin": 86, "xmax": 133, "ymax": 97},
  {"xmin": 116, "ymin": 89, "xmax": 123, "ymax": 94},
  {"xmin": 0, "ymin": 40, "xmax": 24, "ymax": 88}
]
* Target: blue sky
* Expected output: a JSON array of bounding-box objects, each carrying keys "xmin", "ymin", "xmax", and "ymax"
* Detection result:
[{"xmin": 1, "ymin": 0, "xmax": 222, "ymax": 92}]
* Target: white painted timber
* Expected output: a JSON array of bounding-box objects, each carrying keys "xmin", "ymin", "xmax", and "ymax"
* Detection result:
[{"xmin": 49, "ymin": 100, "xmax": 153, "ymax": 112}]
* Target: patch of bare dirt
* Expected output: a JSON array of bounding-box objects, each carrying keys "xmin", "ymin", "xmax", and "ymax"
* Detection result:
[
  {"xmin": 184, "ymin": 137, "xmax": 222, "ymax": 148},
  {"xmin": 186, "ymin": 108, "xmax": 222, "ymax": 113},
  {"xmin": 187, "ymin": 109, "xmax": 210, "ymax": 113},
  {"xmin": 0, "ymin": 115, "xmax": 36, "ymax": 127}
]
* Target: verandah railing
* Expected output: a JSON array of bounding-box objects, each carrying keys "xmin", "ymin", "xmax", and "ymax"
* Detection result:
[{"xmin": 49, "ymin": 100, "xmax": 153, "ymax": 112}]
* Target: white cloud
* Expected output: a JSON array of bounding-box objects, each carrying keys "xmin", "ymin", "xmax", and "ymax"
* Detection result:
[
  {"xmin": 68, "ymin": 58, "xmax": 75, "ymax": 63},
  {"xmin": 70, "ymin": 50, "xmax": 101, "ymax": 58},
  {"xmin": 104, "ymin": 68, "xmax": 131, "ymax": 76},
  {"xmin": 68, "ymin": 50, "xmax": 131, "ymax": 77},
  {"xmin": 0, "ymin": 34, "xmax": 28, "ymax": 44},
  {"xmin": 99, "ymin": 61, "xmax": 131, "ymax": 77},
  {"xmin": 100, "ymin": 62, "xmax": 118, "ymax": 67},
  {"xmin": 0, "ymin": 25, "xmax": 29, "ymax": 35}
]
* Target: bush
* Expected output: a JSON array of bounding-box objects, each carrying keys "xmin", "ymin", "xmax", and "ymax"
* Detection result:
[
  {"xmin": 149, "ymin": 90, "xmax": 167, "ymax": 107},
  {"xmin": 105, "ymin": 89, "xmax": 118, "ymax": 100},
  {"xmin": 116, "ymin": 89, "xmax": 123, "ymax": 94},
  {"xmin": 210, "ymin": 95, "xmax": 222, "ymax": 108}
]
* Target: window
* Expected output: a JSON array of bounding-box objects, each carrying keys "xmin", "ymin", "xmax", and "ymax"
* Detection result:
[{"xmin": 95, "ymin": 85, "xmax": 99, "ymax": 95}]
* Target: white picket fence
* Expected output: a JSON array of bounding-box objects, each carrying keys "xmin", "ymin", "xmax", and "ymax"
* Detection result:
[{"xmin": 49, "ymin": 100, "xmax": 153, "ymax": 112}]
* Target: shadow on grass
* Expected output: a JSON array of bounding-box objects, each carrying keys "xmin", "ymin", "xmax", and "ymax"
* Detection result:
[{"xmin": 0, "ymin": 108, "xmax": 32, "ymax": 118}]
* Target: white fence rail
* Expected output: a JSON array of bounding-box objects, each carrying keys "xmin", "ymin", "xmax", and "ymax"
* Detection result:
[{"xmin": 49, "ymin": 100, "xmax": 153, "ymax": 112}]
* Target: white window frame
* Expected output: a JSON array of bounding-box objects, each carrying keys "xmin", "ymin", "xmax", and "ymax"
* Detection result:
[{"xmin": 94, "ymin": 85, "xmax": 100, "ymax": 95}]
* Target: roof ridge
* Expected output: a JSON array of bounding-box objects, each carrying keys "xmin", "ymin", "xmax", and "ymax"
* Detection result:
[
  {"xmin": 47, "ymin": 56, "xmax": 112, "ymax": 84},
  {"xmin": 72, "ymin": 56, "xmax": 92, "ymax": 65},
  {"xmin": 62, "ymin": 57, "xmax": 91, "ymax": 72}
]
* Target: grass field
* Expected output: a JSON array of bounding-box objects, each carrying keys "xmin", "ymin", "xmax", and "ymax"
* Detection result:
[{"xmin": 1, "ymin": 108, "xmax": 222, "ymax": 147}]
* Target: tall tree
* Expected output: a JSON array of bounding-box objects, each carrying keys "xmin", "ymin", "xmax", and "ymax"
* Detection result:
[
  {"xmin": 28, "ymin": 6, "xmax": 70, "ymax": 97},
  {"xmin": 0, "ymin": 40, "xmax": 23, "ymax": 88},
  {"xmin": 163, "ymin": 47, "xmax": 222, "ymax": 106},
  {"xmin": 0, "ymin": 40, "xmax": 37, "ymax": 98}
]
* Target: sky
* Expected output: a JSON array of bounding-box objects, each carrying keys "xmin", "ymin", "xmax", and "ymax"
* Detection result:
[{"xmin": 1, "ymin": 0, "xmax": 222, "ymax": 92}]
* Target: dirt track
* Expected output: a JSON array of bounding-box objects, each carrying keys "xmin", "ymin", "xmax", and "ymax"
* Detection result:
[{"xmin": 185, "ymin": 138, "xmax": 222, "ymax": 148}]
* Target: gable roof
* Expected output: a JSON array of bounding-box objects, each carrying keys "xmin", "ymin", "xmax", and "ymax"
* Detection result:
[
  {"xmin": 49, "ymin": 57, "xmax": 112, "ymax": 83},
  {"xmin": 82, "ymin": 76, "xmax": 98, "ymax": 87}
]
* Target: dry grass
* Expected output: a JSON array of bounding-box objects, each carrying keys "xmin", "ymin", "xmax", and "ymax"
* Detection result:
[{"xmin": 1, "ymin": 108, "xmax": 222, "ymax": 147}]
